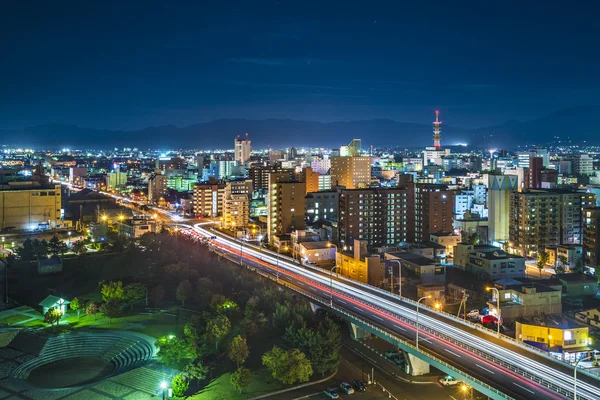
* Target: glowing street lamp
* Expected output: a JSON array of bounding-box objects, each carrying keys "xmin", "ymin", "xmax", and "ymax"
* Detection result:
[
  {"xmin": 416, "ymin": 295, "xmax": 431, "ymax": 351},
  {"xmin": 160, "ymin": 381, "xmax": 168, "ymax": 400}
]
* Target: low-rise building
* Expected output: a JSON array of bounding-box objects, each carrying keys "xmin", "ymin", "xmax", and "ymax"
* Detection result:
[
  {"xmin": 575, "ymin": 308, "xmax": 600, "ymax": 329},
  {"xmin": 556, "ymin": 244, "xmax": 583, "ymax": 271},
  {"xmin": 384, "ymin": 252, "xmax": 446, "ymax": 284},
  {"xmin": 454, "ymin": 243, "xmax": 526, "ymax": 279},
  {"xmin": 116, "ymin": 218, "xmax": 158, "ymax": 239},
  {"xmin": 417, "ymin": 284, "xmax": 446, "ymax": 307},
  {"xmin": 298, "ymin": 241, "xmax": 336, "ymax": 266},
  {"xmin": 487, "ymin": 282, "xmax": 562, "ymax": 320},
  {"xmin": 553, "ymin": 273, "xmax": 598, "ymax": 298},
  {"xmin": 429, "ymin": 233, "xmax": 461, "ymax": 258},
  {"xmin": 516, "ymin": 318, "xmax": 590, "ymax": 362},
  {"xmin": 336, "ymin": 239, "xmax": 385, "ymax": 285}
]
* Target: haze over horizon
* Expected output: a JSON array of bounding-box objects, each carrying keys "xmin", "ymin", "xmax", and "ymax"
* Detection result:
[{"xmin": 2, "ymin": 0, "xmax": 599, "ymax": 134}]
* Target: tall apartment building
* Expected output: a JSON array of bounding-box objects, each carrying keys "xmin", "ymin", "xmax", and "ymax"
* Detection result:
[
  {"xmin": 249, "ymin": 166, "xmax": 293, "ymax": 194},
  {"xmin": 193, "ymin": 182, "xmax": 226, "ymax": 217},
  {"xmin": 148, "ymin": 173, "xmax": 168, "ymax": 204},
  {"xmin": 573, "ymin": 155, "xmax": 594, "ymax": 176},
  {"xmin": 301, "ymin": 167, "xmax": 320, "ymax": 194},
  {"xmin": 310, "ymin": 157, "xmax": 331, "ymax": 174},
  {"xmin": 337, "ymin": 187, "xmax": 414, "ymax": 249},
  {"xmin": 557, "ymin": 190, "xmax": 596, "ymax": 245},
  {"xmin": 488, "ymin": 175, "xmax": 519, "ymax": 243},
  {"xmin": 267, "ymin": 174, "xmax": 306, "ymax": 243},
  {"xmin": 415, "ymin": 184, "xmax": 454, "ymax": 242},
  {"xmin": 234, "ymin": 136, "xmax": 251, "ymax": 164},
  {"xmin": 583, "ymin": 207, "xmax": 600, "ymax": 268},
  {"xmin": 330, "ymin": 156, "xmax": 371, "ymax": 189},
  {"xmin": 306, "ymin": 190, "xmax": 339, "ymax": 222},
  {"xmin": 106, "ymin": 170, "xmax": 128, "ymax": 189},
  {"xmin": 525, "ymin": 157, "xmax": 544, "ymax": 189},
  {"xmin": 0, "ymin": 183, "xmax": 62, "ymax": 230},
  {"xmin": 223, "ymin": 179, "xmax": 252, "ymax": 229}
]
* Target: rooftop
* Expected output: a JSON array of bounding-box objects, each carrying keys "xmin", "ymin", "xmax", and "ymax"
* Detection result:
[
  {"xmin": 555, "ymin": 273, "xmax": 597, "ymax": 283},
  {"xmin": 516, "ymin": 316, "xmax": 583, "ymax": 330},
  {"xmin": 300, "ymin": 241, "xmax": 332, "ymax": 250},
  {"xmin": 386, "ymin": 252, "xmax": 436, "ymax": 266}
]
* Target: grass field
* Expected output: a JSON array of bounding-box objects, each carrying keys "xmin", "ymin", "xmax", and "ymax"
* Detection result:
[
  {"xmin": 190, "ymin": 371, "xmax": 285, "ymax": 400},
  {"xmin": 0, "ymin": 314, "xmax": 31, "ymax": 325}
]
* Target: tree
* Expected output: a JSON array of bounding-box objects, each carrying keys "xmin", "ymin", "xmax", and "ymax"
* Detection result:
[
  {"xmin": 228, "ymin": 335, "xmax": 249, "ymax": 367},
  {"xmin": 48, "ymin": 234, "xmax": 68, "ymax": 256},
  {"xmin": 70, "ymin": 297, "xmax": 82, "ymax": 320},
  {"xmin": 16, "ymin": 238, "xmax": 36, "ymax": 263},
  {"xmin": 124, "ymin": 282, "xmax": 146, "ymax": 309},
  {"xmin": 184, "ymin": 361, "xmax": 208, "ymax": 387},
  {"xmin": 210, "ymin": 294, "xmax": 227, "ymax": 311},
  {"xmin": 537, "ymin": 250, "xmax": 549, "ymax": 277},
  {"xmin": 230, "ymin": 366, "xmax": 252, "ymax": 394},
  {"xmin": 156, "ymin": 335, "xmax": 193, "ymax": 369},
  {"xmin": 149, "ymin": 285, "xmax": 165, "ymax": 306},
  {"xmin": 100, "ymin": 280, "xmax": 125, "ymax": 302},
  {"xmin": 176, "ymin": 280, "xmax": 193, "ymax": 306},
  {"xmin": 44, "ymin": 307, "xmax": 63, "ymax": 326},
  {"xmin": 207, "ymin": 315, "xmax": 231, "ymax": 350},
  {"xmin": 87, "ymin": 301, "xmax": 100, "ymax": 320},
  {"xmin": 262, "ymin": 346, "xmax": 313, "ymax": 385},
  {"xmin": 171, "ymin": 373, "xmax": 189, "ymax": 398},
  {"xmin": 32, "ymin": 239, "xmax": 49, "ymax": 259},
  {"xmin": 100, "ymin": 300, "xmax": 121, "ymax": 322},
  {"xmin": 72, "ymin": 241, "xmax": 87, "ymax": 255},
  {"xmin": 285, "ymin": 318, "xmax": 341, "ymax": 376}
]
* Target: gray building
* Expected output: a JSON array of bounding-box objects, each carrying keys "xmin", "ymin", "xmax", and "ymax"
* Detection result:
[{"xmin": 306, "ymin": 190, "xmax": 339, "ymax": 223}]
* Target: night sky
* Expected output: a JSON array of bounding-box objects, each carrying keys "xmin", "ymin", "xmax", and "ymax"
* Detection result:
[{"xmin": 2, "ymin": 1, "xmax": 599, "ymax": 131}]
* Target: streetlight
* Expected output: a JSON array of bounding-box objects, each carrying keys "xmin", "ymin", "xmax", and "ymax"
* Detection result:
[
  {"xmin": 461, "ymin": 383, "xmax": 473, "ymax": 399},
  {"xmin": 160, "ymin": 381, "xmax": 167, "ymax": 400},
  {"xmin": 574, "ymin": 355, "xmax": 592, "ymax": 400},
  {"xmin": 67, "ymin": 231, "xmax": 72, "ymax": 246},
  {"xmin": 330, "ymin": 266, "xmax": 338, "ymax": 306},
  {"xmin": 388, "ymin": 259, "xmax": 402, "ymax": 297},
  {"xmin": 434, "ymin": 302, "xmax": 442, "ymax": 311},
  {"xmin": 416, "ymin": 295, "xmax": 431, "ymax": 351},
  {"xmin": 486, "ymin": 287, "xmax": 501, "ymax": 336}
]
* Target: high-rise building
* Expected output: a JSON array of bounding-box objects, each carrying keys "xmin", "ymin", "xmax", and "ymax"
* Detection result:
[
  {"xmin": 193, "ymin": 182, "xmax": 225, "ymax": 218},
  {"xmin": 339, "ymin": 139, "xmax": 361, "ymax": 157},
  {"xmin": 148, "ymin": 173, "xmax": 168, "ymax": 204},
  {"xmin": 330, "ymin": 156, "xmax": 371, "ymax": 189},
  {"xmin": 583, "ymin": 207, "xmax": 600, "ymax": 268},
  {"xmin": 0, "ymin": 183, "xmax": 63, "ymax": 230},
  {"xmin": 267, "ymin": 173, "xmax": 306, "ymax": 243},
  {"xmin": 310, "ymin": 157, "xmax": 331, "ymax": 174},
  {"xmin": 338, "ymin": 186, "xmax": 414, "ymax": 249},
  {"xmin": 488, "ymin": 175, "xmax": 518, "ymax": 243},
  {"xmin": 301, "ymin": 167, "xmax": 320, "ymax": 194},
  {"xmin": 525, "ymin": 157, "xmax": 544, "ymax": 189},
  {"xmin": 573, "ymin": 155, "xmax": 594, "ymax": 176},
  {"xmin": 556, "ymin": 190, "xmax": 596, "ymax": 245},
  {"xmin": 106, "ymin": 169, "xmax": 128, "ymax": 188},
  {"xmin": 234, "ymin": 135, "xmax": 251, "ymax": 164},
  {"xmin": 415, "ymin": 184, "xmax": 454, "ymax": 242},
  {"xmin": 249, "ymin": 166, "xmax": 293, "ymax": 194},
  {"xmin": 223, "ymin": 179, "xmax": 252, "ymax": 229},
  {"xmin": 306, "ymin": 190, "xmax": 339, "ymax": 222}
]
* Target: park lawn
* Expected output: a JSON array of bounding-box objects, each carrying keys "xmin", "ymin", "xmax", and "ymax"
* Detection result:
[
  {"xmin": 0, "ymin": 314, "xmax": 31, "ymax": 325},
  {"xmin": 21, "ymin": 319, "xmax": 46, "ymax": 328},
  {"xmin": 190, "ymin": 371, "xmax": 286, "ymax": 400},
  {"xmin": 129, "ymin": 312, "xmax": 181, "ymax": 339}
]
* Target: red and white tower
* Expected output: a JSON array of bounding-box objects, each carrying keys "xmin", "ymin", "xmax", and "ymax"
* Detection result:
[{"xmin": 433, "ymin": 110, "xmax": 442, "ymax": 149}]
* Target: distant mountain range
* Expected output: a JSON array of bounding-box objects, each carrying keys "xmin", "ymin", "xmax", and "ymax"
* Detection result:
[{"xmin": 1, "ymin": 105, "xmax": 598, "ymax": 150}]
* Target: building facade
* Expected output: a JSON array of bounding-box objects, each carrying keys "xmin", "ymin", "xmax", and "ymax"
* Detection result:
[
  {"xmin": 193, "ymin": 183, "xmax": 226, "ymax": 218},
  {"xmin": 223, "ymin": 180, "xmax": 252, "ymax": 229},
  {"xmin": 488, "ymin": 174, "xmax": 518, "ymax": 244},
  {"xmin": 234, "ymin": 136, "xmax": 251, "ymax": 164},
  {"xmin": 0, "ymin": 183, "xmax": 62, "ymax": 230},
  {"xmin": 415, "ymin": 184, "xmax": 454, "ymax": 242},
  {"xmin": 148, "ymin": 173, "xmax": 168, "ymax": 204},
  {"xmin": 330, "ymin": 156, "xmax": 371, "ymax": 189},
  {"xmin": 583, "ymin": 207, "xmax": 600, "ymax": 268},
  {"xmin": 306, "ymin": 190, "xmax": 339, "ymax": 222},
  {"xmin": 267, "ymin": 174, "xmax": 306, "ymax": 243}
]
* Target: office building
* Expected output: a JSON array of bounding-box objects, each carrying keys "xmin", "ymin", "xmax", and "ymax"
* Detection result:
[
  {"xmin": 415, "ymin": 184, "xmax": 454, "ymax": 242},
  {"xmin": 234, "ymin": 135, "xmax": 251, "ymax": 164},
  {"xmin": 338, "ymin": 186, "xmax": 414, "ymax": 249},
  {"xmin": 583, "ymin": 207, "xmax": 600, "ymax": 269},
  {"xmin": 306, "ymin": 190, "xmax": 339, "ymax": 222},
  {"xmin": 193, "ymin": 182, "xmax": 226, "ymax": 218},
  {"xmin": 488, "ymin": 175, "xmax": 518, "ymax": 243},
  {"xmin": 330, "ymin": 156, "xmax": 371, "ymax": 189},
  {"xmin": 267, "ymin": 174, "xmax": 306, "ymax": 243},
  {"xmin": 0, "ymin": 183, "xmax": 63, "ymax": 230},
  {"xmin": 573, "ymin": 155, "xmax": 594, "ymax": 176},
  {"xmin": 148, "ymin": 173, "xmax": 168, "ymax": 204}
]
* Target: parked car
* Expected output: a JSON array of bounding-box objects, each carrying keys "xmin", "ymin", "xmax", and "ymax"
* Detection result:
[
  {"xmin": 439, "ymin": 375, "xmax": 461, "ymax": 386},
  {"xmin": 467, "ymin": 309, "xmax": 480, "ymax": 319},
  {"xmin": 352, "ymin": 379, "xmax": 366, "ymax": 392},
  {"xmin": 324, "ymin": 387, "xmax": 340, "ymax": 399},
  {"xmin": 340, "ymin": 382, "xmax": 354, "ymax": 394}
]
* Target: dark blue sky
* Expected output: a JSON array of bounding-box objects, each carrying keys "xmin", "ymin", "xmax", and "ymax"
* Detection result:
[{"xmin": 1, "ymin": 0, "xmax": 599, "ymax": 130}]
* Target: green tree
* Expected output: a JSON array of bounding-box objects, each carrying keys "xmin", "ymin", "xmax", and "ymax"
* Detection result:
[
  {"xmin": 262, "ymin": 346, "xmax": 313, "ymax": 385},
  {"xmin": 285, "ymin": 318, "xmax": 341, "ymax": 376},
  {"xmin": 184, "ymin": 361, "xmax": 208, "ymax": 387},
  {"xmin": 156, "ymin": 335, "xmax": 193, "ymax": 369},
  {"xmin": 32, "ymin": 239, "xmax": 49, "ymax": 259},
  {"xmin": 176, "ymin": 280, "xmax": 192, "ymax": 306},
  {"xmin": 100, "ymin": 300, "xmax": 121, "ymax": 323},
  {"xmin": 72, "ymin": 240, "xmax": 87, "ymax": 255},
  {"xmin": 171, "ymin": 373, "xmax": 189, "ymax": 398},
  {"xmin": 228, "ymin": 335, "xmax": 249, "ymax": 367},
  {"xmin": 207, "ymin": 315, "xmax": 231, "ymax": 350},
  {"xmin": 70, "ymin": 297, "xmax": 82, "ymax": 320},
  {"xmin": 44, "ymin": 307, "xmax": 63, "ymax": 326},
  {"xmin": 100, "ymin": 280, "xmax": 125, "ymax": 302},
  {"xmin": 124, "ymin": 282, "xmax": 146, "ymax": 309},
  {"xmin": 87, "ymin": 301, "xmax": 100, "ymax": 320},
  {"xmin": 48, "ymin": 234, "xmax": 68, "ymax": 256},
  {"xmin": 16, "ymin": 238, "xmax": 35, "ymax": 263},
  {"xmin": 230, "ymin": 366, "xmax": 252, "ymax": 394},
  {"xmin": 537, "ymin": 250, "xmax": 549, "ymax": 277},
  {"xmin": 210, "ymin": 294, "xmax": 227, "ymax": 312}
]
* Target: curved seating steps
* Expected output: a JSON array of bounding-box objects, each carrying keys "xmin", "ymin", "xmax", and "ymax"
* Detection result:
[{"xmin": 12, "ymin": 333, "xmax": 153, "ymax": 381}]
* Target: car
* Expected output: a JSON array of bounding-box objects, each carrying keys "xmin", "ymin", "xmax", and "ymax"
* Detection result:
[
  {"xmin": 324, "ymin": 387, "xmax": 340, "ymax": 399},
  {"xmin": 439, "ymin": 375, "xmax": 461, "ymax": 386},
  {"xmin": 467, "ymin": 309, "xmax": 480, "ymax": 319},
  {"xmin": 352, "ymin": 379, "xmax": 366, "ymax": 392},
  {"xmin": 340, "ymin": 382, "xmax": 354, "ymax": 394}
]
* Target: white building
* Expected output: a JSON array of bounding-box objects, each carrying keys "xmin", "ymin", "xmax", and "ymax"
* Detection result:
[
  {"xmin": 423, "ymin": 147, "xmax": 450, "ymax": 167},
  {"xmin": 311, "ymin": 157, "xmax": 331, "ymax": 174},
  {"xmin": 573, "ymin": 155, "xmax": 594, "ymax": 176},
  {"xmin": 234, "ymin": 137, "xmax": 251, "ymax": 164},
  {"xmin": 488, "ymin": 174, "xmax": 518, "ymax": 243}
]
